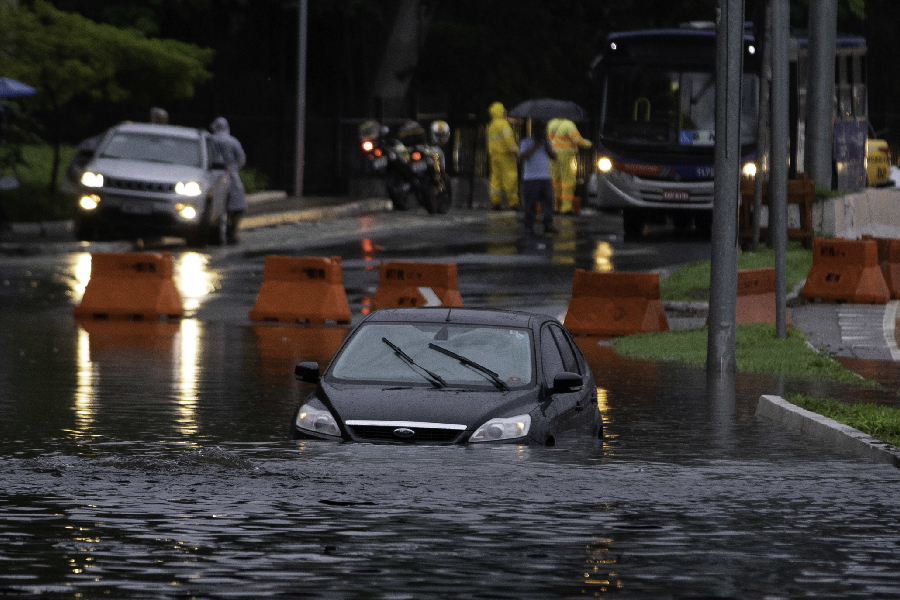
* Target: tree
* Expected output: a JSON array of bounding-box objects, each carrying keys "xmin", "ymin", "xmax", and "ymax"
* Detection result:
[{"xmin": 0, "ymin": 0, "xmax": 214, "ymax": 196}]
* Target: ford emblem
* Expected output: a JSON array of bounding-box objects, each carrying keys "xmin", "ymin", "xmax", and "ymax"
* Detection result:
[{"xmin": 393, "ymin": 427, "xmax": 416, "ymax": 439}]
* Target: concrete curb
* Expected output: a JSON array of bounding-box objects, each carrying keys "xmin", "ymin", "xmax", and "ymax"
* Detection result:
[
  {"xmin": 241, "ymin": 198, "xmax": 393, "ymax": 230},
  {"xmin": 756, "ymin": 394, "xmax": 900, "ymax": 467}
]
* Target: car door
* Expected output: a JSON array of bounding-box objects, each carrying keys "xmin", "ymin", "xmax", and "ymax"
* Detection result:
[{"xmin": 539, "ymin": 323, "xmax": 588, "ymax": 436}]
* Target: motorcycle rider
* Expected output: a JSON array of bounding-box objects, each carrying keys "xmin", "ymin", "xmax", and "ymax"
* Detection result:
[{"xmin": 487, "ymin": 102, "xmax": 519, "ymax": 210}]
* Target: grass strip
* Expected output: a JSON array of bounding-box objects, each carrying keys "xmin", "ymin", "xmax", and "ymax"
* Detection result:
[
  {"xmin": 612, "ymin": 323, "xmax": 867, "ymax": 385},
  {"xmin": 786, "ymin": 393, "xmax": 900, "ymax": 447},
  {"xmin": 660, "ymin": 243, "xmax": 813, "ymax": 302}
]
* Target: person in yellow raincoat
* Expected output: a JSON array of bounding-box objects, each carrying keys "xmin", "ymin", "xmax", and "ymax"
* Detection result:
[
  {"xmin": 487, "ymin": 102, "xmax": 519, "ymax": 210},
  {"xmin": 548, "ymin": 118, "xmax": 592, "ymax": 213}
]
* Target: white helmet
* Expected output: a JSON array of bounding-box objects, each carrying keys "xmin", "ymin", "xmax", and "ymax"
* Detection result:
[{"xmin": 430, "ymin": 120, "xmax": 450, "ymax": 145}]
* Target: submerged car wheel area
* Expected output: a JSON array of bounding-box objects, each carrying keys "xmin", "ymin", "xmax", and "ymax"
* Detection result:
[
  {"xmin": 290, "ymin": 308, "xmax": 603, "ymax": 446},
  {"xmin": 73, "ymin": 122, "xmax": 229, "ymax": 247}
]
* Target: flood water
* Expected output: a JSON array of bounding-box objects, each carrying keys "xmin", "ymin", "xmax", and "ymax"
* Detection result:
[{"xmin": 3, "ymin": 305, "xmax": 900, "ymax": 599}]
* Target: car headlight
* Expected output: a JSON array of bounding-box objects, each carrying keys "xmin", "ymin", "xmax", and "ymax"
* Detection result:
[
  {"xmin": 469, "ymin": 414, "xmax": 531, "ymax": 442},
  {"xmin": 79, "ymin": 194, "xmax": 100, "ymax": 210},
  {"xmin": 175, "ymin": 181, "xmax": 202, "ymax": 196},
  {"xmin": 742, "ymin": 162, "xmax": 757, "ymax": 177},
  {"xmin": 81, "ymin": 172, "xmax": 103, "ymax": 187},
  {"xmin": 295, "ymin": 403, "xmax": 342, "ymax": 437},
  {"xmin": 597, "ymin": 157, "xmax": 613, "ymax": 172},
  {"xmin": 174, "ymin": 203, "xmax": 197, "ymax": 220}
]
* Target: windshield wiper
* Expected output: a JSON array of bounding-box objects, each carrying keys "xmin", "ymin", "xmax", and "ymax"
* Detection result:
[
  {"xmin": 381, "ymin": 337, "xmax": 447, "ymax": 388},
  {"xmin": 428, "ymin": 343, "xmax": 509, "ymax": 391}
]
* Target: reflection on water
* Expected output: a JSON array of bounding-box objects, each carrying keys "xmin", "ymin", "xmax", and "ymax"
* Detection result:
[
  {"xmin": 173, "ymin": 252, "xmax": 217, "ymax": 311},
  {"xmin": 175, "ymin": 319, "xmax": 200, "ymax": 438},
  {"xmin": 592, "ymin": 241, "xmax": 613, "ymax": 272},
  {"xmin": 69, "ymin": 252, "xmax": 92, "ymax": 305},
  {"xmin": 71, "ymin": 327, "xmax": 96, "ymax": 440}
]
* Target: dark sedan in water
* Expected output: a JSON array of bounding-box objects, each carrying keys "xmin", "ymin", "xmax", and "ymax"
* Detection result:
[{"xmin": 291, "ymin": 308, "xmax": 603, "ymax": 445}]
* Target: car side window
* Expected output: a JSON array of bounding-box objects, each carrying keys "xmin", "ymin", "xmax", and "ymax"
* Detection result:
[
  {"xmin": 540, "ymin": 326, "xmax": 567, "ymax": 384},
  {"xmin": 549, "ymin": 325, "xmax": 581, "ymax": 374}
]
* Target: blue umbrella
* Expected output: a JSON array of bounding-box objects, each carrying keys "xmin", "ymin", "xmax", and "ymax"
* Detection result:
[{"xmin": 0, "ymin": 77, "xmax": 36, "ymax": 98}]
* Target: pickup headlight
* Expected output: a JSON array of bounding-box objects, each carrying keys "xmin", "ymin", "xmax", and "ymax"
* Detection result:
[
  {"xmin": 81, "ymin": 172, "xmax": 104, "ymax": 187},
  {"xmin": 175, "ymin": 181, "xmax": 202, "ymax": 196},
  {"xmin": 469, "ymin": 414, "xmax": 531, "ymax": 442},
  {"xmin": 294, "ymin": 403, "xmax": 341, "ymax": 438}
]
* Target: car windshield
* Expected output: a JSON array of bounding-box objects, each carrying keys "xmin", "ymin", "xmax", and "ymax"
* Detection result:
[
  {"xmin": 100, "ymin": 132, "xmax": 202, "ymax": 167},
  {"xmin": 330, "ymin": 322, "xmax": 534, "ymax": 389}
]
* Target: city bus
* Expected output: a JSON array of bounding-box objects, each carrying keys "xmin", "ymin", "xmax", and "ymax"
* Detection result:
[
  {"xmin": 588, "ymin": 23, "xmax": 760, "ymax": 236},
  {"xmin": 588, "ymin": 24, "xmax": 877, "ymax": 236}
]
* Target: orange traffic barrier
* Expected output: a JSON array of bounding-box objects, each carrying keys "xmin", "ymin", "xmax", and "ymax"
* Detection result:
[
  {"xmin": 73, "ymin": 252, "xmax": 183, "ymax": 319},
  {"xmin": 884, "ymin": 239, "xmax": 900, "ymax": 299},
  {"xmin": 372, "ymin": 261, "xmax": 463, "ymax": 310},
  {"xmin": 862, "ymin": 235, "xmax": 900, "ymax": 299},
  {"xmin": 734, "ymin": 268, "xmax": 793, "ymax": 326},
  {"xmin": 563, "ymin": 270, "xmax": 669, "ymax": 336},
  {"xmin": 252, "ymin": 324, "xmax": 350, "ymax": 380},
  {"xmin": 800, "ymin": 238, "xmax": 889, "ymax": 304},
  {"xmin": 248, "ymin": 255, "xmax": 351, "ymax": 324}
]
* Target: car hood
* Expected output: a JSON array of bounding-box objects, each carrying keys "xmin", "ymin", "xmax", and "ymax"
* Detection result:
[
  {"xmin": 87, "ymin": 157, "xmax": 210, "ymax": 183},
  {"xmin": 318, "ymin": 383, "xmax": 540, "ymax": 428}
]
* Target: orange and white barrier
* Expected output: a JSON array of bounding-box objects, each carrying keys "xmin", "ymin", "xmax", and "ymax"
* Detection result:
[
  {"xmin": 801, "ymin": 238, "xmax": 889, "ymax": 304},
  {"xmin": 372, "ymin": 261, "xmax": 463, "ymax": 310},
  {"xmin": 734, "ymin": 267, "xmax": 793, "ymax": 326},
  {"xmin": 248, "ymin": 255, "xmax": 351, "ymax": 324},
  {"xmin": 73, "ymin": 252, "xmax": 183, "ymax": 319},
  {"xmin": 563, "ymin": 270, "xmax": 669, "ymax": 336}
]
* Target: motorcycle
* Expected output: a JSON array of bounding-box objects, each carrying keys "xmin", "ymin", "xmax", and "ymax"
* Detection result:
[
  {"xmin": 407, "ymin": 143, "xmax": 451, "ymax": 215},
  {"xmin": 359, "ymin": 121, "xmax": 417, "ymax": 211}
]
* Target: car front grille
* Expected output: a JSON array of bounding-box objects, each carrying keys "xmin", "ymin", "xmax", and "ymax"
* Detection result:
[
  {"xmin": 104, "ymin": 176, "xmax": 175, "ymax": 194},
  {"xmin": 345, "ymin": 421, "xmax": 467, "ymax": 443}
]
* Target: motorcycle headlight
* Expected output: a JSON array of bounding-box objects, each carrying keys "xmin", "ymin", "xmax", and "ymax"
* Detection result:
[
  {"xmin": 295, "ymin": 403, "xmax": 342, "ymax": 438},
  {"xmin": 469, "ymin": 414, "xmax": 531, "ymax": 442}
]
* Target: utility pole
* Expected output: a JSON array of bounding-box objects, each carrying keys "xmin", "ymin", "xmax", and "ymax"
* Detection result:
[
  {"xmin": 294, "ymin": 0, "xmax": 308, "ymax": 198},
  {"xmin": 770, "ymin": 0, "xmax": 789, "ymax": 338},
  {"xmin": 805, "ymin": 0, "xmax": 837, "ymax": 189},
  {"xmin": 751, "ymin": 0, "xmax": 771, "ymax": 252},
  {"xmin": 707, "ymin": 0, "xmax": 745, "ymax": 375}
]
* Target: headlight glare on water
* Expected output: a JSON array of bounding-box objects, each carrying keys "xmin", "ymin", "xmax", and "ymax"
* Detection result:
[
  {"xmin": 469, "ymin": 414, "xmax": 531, "ymax": 442},
  {"xmin": 295, "ymin": 403, "xmax": 341, "ymax": 437}
]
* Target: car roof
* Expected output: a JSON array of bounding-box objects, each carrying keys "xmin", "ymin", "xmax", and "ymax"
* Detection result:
[
  {"xmin": 109, "ymin": 122, "xmax": 204, "ymax": 140},
  {"xmin": 361, "ymin": 307, "xmax": 553, "ymax": 330}
]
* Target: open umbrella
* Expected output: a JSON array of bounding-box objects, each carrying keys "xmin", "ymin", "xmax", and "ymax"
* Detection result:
[
  {"xmin": 507, "ymin": 98, "xmax": 586, "ymax": 121},
  {"xmin": 0, "ymin": 77, "xmax": 36, "ymax": 98}
]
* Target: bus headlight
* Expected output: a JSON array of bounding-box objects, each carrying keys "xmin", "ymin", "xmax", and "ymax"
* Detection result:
[
  {"xmin": 742, "ymin": 162, "xmax": 757, "ymax": 177},
  {"xmin": 597, "ymin": 157, "xmax": 613, "ymax": 172}
]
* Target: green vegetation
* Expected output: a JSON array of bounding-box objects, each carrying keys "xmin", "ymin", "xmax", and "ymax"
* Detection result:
[
  {"xmin": 612, "ymin": 323, "xmax": 867, "ymax": 385},
  {"xmin": 1, "ymin": 145, "xmax": 77, "ymax": 222},
  {"xmin": 660, "ymin": 242, "xmax": 813, "ymax": 302},
  {"xmin": 786, "ymin": 393, "xmax": 900, "ymax": 447}
]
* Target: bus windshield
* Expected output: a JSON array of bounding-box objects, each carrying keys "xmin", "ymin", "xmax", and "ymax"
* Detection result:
[{"xmin": 603, "ymin": 65, "xmax": 759, "ymax": 147}]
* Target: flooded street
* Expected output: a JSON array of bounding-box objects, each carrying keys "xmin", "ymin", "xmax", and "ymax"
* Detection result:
[{"xmin": 3, "ymin": 209, "xmax": 900, "ymax": 598}]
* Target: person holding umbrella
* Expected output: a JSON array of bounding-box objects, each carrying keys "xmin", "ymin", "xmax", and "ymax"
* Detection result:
[{"xmin": 517, "ymin": 120, "xmax": 558, "ymax": 236}]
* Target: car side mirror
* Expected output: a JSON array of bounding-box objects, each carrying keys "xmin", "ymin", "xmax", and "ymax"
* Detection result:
[
  {"xmin": 294, "ymin": 361, "xmax": 320, "ymax": 384},
  {"xmin": 552, "ymin": 372, "xmax": 584, "ymax": 395}
]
